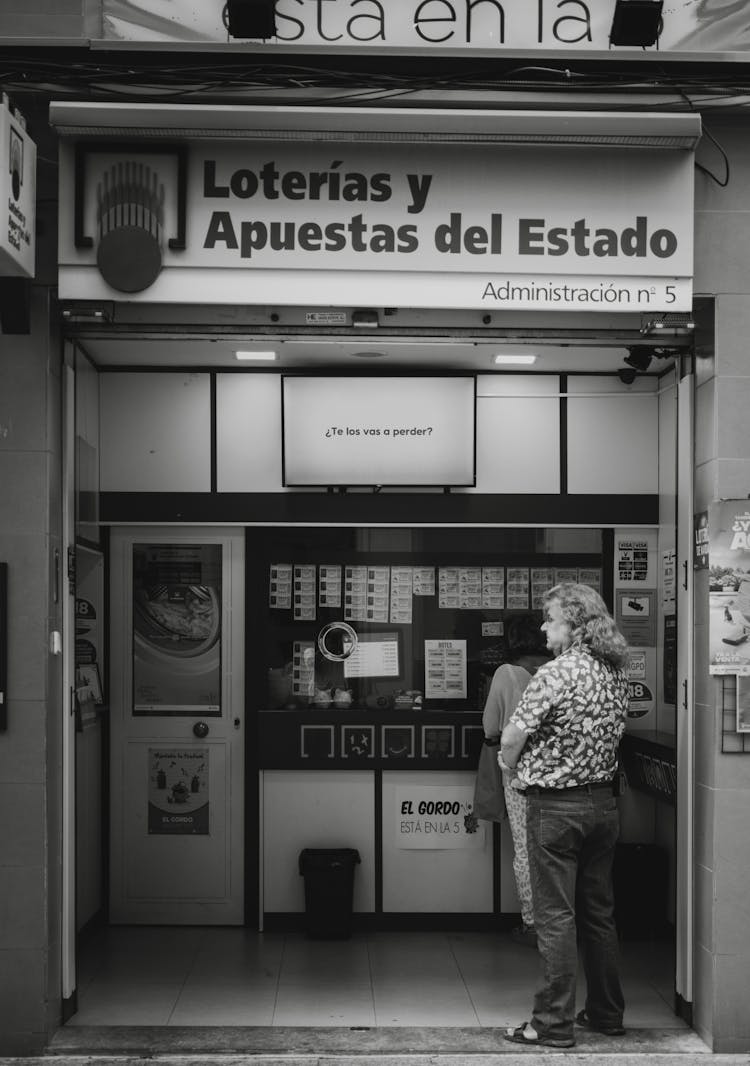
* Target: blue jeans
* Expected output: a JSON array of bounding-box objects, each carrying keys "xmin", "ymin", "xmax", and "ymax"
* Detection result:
[{"xmin": 525, "ymin": 787, "xmax": 624, "ymax": 1043}]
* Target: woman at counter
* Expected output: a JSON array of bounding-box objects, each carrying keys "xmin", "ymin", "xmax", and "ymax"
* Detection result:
[{"xmin": 481, "ymin": 613, "xmax": 550, "ymax": 947}]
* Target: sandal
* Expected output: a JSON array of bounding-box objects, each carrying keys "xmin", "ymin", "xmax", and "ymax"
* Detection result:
[
  {"xmin": 575, "ymin": 1009, "xmax": 625, "ymax": 1036},
  {"xmin": 504, "ymin": 1022, "xmax": 575, "ymax": 1048}
]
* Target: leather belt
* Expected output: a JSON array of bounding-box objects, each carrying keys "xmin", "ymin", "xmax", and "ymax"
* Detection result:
[{"xmin": 523, "ymin": 781, "xmax": 613, "ymax": 795}]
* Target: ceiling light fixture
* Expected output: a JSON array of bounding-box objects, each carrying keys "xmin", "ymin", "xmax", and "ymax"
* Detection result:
[
  {"xmin": 235, "ymin": 350, "xmax": 277, "ymax": 361},
  {"xmin": 641, "ymin": 313, "xmax": 695, "ymax": 336},
  {"xmin": 61, "ymin": 303, "xmax": 114, "ymax": 323},
  {"xmin": 493, "ymin": 353, "xmax": 538, "ymax": 365}
]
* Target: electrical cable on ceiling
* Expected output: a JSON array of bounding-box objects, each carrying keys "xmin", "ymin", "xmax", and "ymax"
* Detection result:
[
  {"xmin": 694, "ymin": 125, "xmax": 731, "ymax": 187},
  {"xmin": 4, "ymin": 54, "xmax": 750, "ymax": 109}
]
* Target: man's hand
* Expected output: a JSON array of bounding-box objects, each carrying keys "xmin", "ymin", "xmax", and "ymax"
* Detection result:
[{"xmin": 500, "ymin": 721, "xmax": 528, "ymax": 770}]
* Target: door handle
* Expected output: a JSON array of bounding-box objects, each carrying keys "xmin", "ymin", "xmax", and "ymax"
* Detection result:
[{"xmin": 193, "ymin": 721, "xmax": 209, "ymax": 738}]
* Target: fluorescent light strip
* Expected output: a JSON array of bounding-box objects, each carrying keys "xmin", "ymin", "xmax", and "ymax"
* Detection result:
[
  {"xmin": 235, "ymin": 351, "xmax": 277, "ymax": 361},
  {"xmin": 493, "ymin": 354, "xmax": 538, "ymax": 365}
]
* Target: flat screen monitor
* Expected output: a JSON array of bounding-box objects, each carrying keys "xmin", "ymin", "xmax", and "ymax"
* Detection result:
[
  {"xmin": 282, "ymin": 375, "xmax": 476, "ymax": 487},
  {"xmin": 343, "ymin": 630, "xmax": 401, "ymax": 680}
]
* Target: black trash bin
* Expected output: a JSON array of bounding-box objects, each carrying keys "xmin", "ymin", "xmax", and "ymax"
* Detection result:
[{"xmin": 298, "ymin": 848, "xmax": 361, "ymax": 940}]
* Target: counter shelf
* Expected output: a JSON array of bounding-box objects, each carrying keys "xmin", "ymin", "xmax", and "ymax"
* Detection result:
[
  {"xmin": 257, "ymin": 707, "xmax": 484, "ymax": 769},
  {"xmin": 620, "ymin": 729, "xmax": 676, "ymax": 806}
]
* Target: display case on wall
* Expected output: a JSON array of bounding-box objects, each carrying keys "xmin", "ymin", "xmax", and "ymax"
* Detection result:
[{"xmin": 248, "ymin": 527, "xmax": 609, "ymax": 769}]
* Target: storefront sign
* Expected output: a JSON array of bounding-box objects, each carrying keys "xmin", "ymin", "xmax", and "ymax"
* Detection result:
[
  {"xmin": 396, "ymin": 785, "xmax": 483, "ymax": 848},
  {"xmin": 59, "ymin": 140, "xmax": 694, "ymax": 310},
  {"xmin": 148, "ymin": 747, "xmax": 209, "ymax": 833},
  {"xmin": 708, "ymin": 501, "xmax": 750, "ymax": 675},
  {"xmin": 0, "ymin": 96, "xmax": 35, "ymax": 277},
  {"xmin": 103, "ymin": 0, "xmax": 750, "ymax": 55},
  {"xmin": 132, "ymin": 544, "xmax": 222, "ymax": 713}
]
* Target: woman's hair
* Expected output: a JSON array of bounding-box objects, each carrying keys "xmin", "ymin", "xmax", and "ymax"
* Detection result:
[
  {"xmin": 545, "ymin": 582, "xmax": 630, "ymax": 670},
  {"xmin": 505, "ymin": 612, "xmax": 549, "ymax": 660}
]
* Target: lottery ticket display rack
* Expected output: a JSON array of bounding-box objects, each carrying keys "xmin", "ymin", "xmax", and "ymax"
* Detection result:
[{"xmin": 249, "ymin": 527, "xmax": 610, "ymax": 771}]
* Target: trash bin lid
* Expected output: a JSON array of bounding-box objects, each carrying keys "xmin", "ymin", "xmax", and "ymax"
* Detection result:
[{"xmin": 298, "ymin": 848, "xmax": 361, "ymax": 874}]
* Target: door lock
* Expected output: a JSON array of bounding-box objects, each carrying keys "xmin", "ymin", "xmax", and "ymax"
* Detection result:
[{"xmin": 193, "ymin": 721, "xmax": 209, "ymax": 738}]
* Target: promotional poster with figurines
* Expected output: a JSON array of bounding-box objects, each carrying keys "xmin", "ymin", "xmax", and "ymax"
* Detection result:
[{"xmin": 708, "ymin": 502, "xmax": 750, "ymax": 675}]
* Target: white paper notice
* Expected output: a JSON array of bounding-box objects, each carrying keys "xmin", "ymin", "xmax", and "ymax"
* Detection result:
[
  {"xmin": 395, "ymin": 785, "xmax": 484, "ymax": 849},
  {"xmin": 269, "ymin": 563, "xmax": 292, "ymax": 609},
  {"xmin": 424, "ymin": 639, "xmax": 467, "ymax": 699},
  {"xmin": 390, "ymin": 566, "xmax": 413, "ymax": 623},
  {"xmin": 344, "ymin": 635, "xmax": 400, "ymax": 679}
]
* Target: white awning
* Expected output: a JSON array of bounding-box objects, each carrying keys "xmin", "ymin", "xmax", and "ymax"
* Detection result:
[{"xmin": 49, "ymin": 101, "xmax": 702, "ymax": 148}]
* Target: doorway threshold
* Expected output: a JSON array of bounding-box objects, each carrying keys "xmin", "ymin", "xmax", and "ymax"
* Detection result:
[{"xmin": 47, "ymin": 1024, "xmax": 710, "ymax": 1058}]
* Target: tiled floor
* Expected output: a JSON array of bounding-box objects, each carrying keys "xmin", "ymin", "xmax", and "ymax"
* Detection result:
[{"xmin": 70, "ymin": 926, "xmax": 685, "ymax": 1030}]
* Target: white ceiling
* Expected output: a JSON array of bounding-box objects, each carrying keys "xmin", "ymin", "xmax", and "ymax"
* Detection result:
[{"xmin": 74, "ymin": 335, "xmax": 675, "ymax": 374}]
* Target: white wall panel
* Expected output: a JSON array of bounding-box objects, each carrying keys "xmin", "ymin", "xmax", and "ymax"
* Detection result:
[
  {"xmin": 567, "ymin": 377, "xmax": 658, "ymax": 494},
  {"xmin": 100, "ymin": 372, "xmax": 211, "ymax": 491},
  {"xmin": 216, "ymin": 374, "xmax": 282, "ymax": 492},
  {"xmin": 382, "ymin": 771, "xmax": 493, "ymax": 913},
  {"xmin": 474, "ymin": 375, "xmax": 560, "ymax": 494},
  {"xmin": 262, "ymin": 770, "xmax": 375, "ymax": 913}
]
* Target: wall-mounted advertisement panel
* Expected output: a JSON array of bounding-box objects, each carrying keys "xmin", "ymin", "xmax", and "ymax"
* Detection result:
[
  {"xmin": 102, "ymin": 0, "xmax": 750, "ymax": 56},
  {"xmin": 1, "ymin": 97, "xmax": 35, "ymax": 278},
  {"xmin": 59, "ymin": 139, "xmax": 694, "ymax": 311},
  {"xmin": 709, "ymin": 501, "xmax": 750, "ymax": 675}
]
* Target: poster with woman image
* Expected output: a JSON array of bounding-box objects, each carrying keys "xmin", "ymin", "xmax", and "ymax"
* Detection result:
[
  {"xmin": 709, "ymin": 502, "xmax": 750, "ymax": 675},
  {"xmin": 133, "ymin": 544, "xmax": 221, "ymax": 714}
]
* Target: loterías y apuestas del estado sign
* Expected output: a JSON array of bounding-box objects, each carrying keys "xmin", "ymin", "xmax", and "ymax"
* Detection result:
[{"xmin": 59, "ymin": 141, "xmax": 694, "ymax": 311}]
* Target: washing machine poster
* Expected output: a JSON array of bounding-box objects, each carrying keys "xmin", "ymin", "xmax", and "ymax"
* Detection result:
[
  {"xmin": 396, "ymin": 786, "xmax": 484, "ymax": 849},
  {"xmin": 708, "ymin": 502, "xmax": 750, "ymax": 675},
  {"xmin": 132, "ymin": 544, "xmax": 222, "ymax": 714},
  {"xmin": 148, "ymin": 747, "xmax": 209, "ymax": 834}
]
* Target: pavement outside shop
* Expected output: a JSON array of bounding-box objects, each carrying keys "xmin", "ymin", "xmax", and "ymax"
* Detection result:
[
  {"xmin": 19, "ymin": 1020, "xmax": 749, "ymax": 1065},
  {"xmin": 3, "ymin": 1029, "xmax": 750, "ymax": 1066}
]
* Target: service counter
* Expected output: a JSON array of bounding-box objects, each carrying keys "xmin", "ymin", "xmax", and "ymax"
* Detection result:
[
  {"xmin": 620, "ymin": 729, "xmax": 677, "ymax": 806},
  {"xmin": 247, "ymin": 524, "xmax": 655, "ymax": 925}
]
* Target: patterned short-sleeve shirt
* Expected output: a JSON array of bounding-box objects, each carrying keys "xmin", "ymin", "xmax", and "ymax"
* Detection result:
[{"xmin": 508, "ymin": 646, "xmax": 629, "ymax": 789}]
